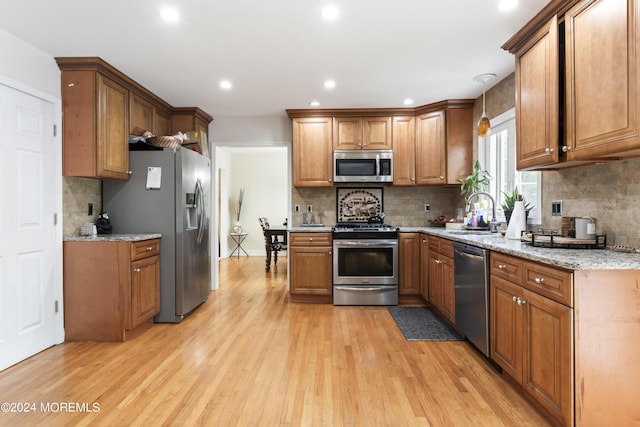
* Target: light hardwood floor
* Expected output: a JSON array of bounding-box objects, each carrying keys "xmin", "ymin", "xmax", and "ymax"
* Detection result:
[{"xmin": 0, "ymin": 257, "xmax": 550, "ymax": 426}]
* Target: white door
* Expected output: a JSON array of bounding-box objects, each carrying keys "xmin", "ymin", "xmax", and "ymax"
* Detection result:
[{"xmin": 0, "ymin": 82, "xmax": 58, "ymax": 371}]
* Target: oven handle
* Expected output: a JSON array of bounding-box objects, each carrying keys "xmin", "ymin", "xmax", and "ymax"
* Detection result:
[
  {"xmin": 334, "ymin": 241, "xmax": 398, "ymax": 247},
  {"xmin": 334, "ymin": 285, "xmax": 395, "ymax": 292}
]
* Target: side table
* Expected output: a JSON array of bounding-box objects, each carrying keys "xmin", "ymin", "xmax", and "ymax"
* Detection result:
[{"xmin": 229, "ymin": 232, "xmax": 249, "ymax": 258}]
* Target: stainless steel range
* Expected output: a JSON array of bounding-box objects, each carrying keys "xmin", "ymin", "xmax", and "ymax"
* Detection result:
[{"xmin": 332, "ymin": 222, "xmax": 399, "ymax": 305}]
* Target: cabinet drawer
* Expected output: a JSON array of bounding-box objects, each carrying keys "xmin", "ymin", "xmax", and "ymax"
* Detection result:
[
  {"xmin": 428, "ymin": 237, "xmax": 440, "ymax": 252},
  {"xmin": 131, "ymin": 239, "xmax": 160, "ymax": 261},
  {"xmin": 491, "ymin": 252, "xmax": 523, "ymax": 284},
  {"xmin": 439, "ymin": 239, "xmax": 454, "ymax": 258},
  {"xmin": 523, "ymin": 261, "xmax": 573, "ymax": 307},
  {"xmin": 289, "ymin": 232, "xmax": 332, "ymax": 247}
]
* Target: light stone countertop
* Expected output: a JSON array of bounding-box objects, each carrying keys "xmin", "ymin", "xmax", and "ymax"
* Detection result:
[
  {"xmin": 64, "ymin": 233, "xmax": 162, "ymax": 242},
  {"xmin": 288, "ymin": 226, "xmax": 332, "ymax": 232},
  {"xmin": 407, "ymin": 227, "xmax": 640, "ymax": 271}
]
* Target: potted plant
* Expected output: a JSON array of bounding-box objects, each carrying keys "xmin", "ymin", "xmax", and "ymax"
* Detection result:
[
  {"xmin": 457, "ymin": 160, "xmax": 491, "ymax": 203},
  {"xmin": 501, "ymin": 186, "xmax": 534, "ymax": 224}
]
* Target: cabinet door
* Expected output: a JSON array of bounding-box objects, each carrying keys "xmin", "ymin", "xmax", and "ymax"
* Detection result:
[
  {"xmin": 419, "ymin": 236, "xmax": 429, "ymax": 301},
  {"xmin": 490, "ymin": 275, "xmax": 524, "ymax": 383},
  {"xmin": 515, "ymin": 15, "xmax": 559, "ymax": 170},
  {"xmin": 130, "ymin": 93, "xmax": 154, "ymax": 133},
  {"xmin": 362, "ymin": 116, "xmax": 392, "ymax": 149},
  {"xmin": 428, "ymin": 251, "xmax": 443, "ymax": 311},
  {"xmin": 392, "ymin": 116, "xmax": 416, "ymax": 186},
  {"xmin": 292, "ymin": 117, "xmax": 333, "ymax": 187},
  {"xmin": 97, "ymin": 74, "xmax": 130, "ymax": 179},
  {"xmin": 565, "ymin": 0, "xmax": 640, "ymax": 159},
  {"xmin": 130, "ymin": 255, "xmax": 160, "ymax": 329},
  {"xmin": 289, "ymin": 246, "xmax": 333, "ymax": 295},
  {"xmin": 522, "ymin": 288, "xmax": 573, "ymax": 427},
  {"xmin": 154, "ymin": 107, "xmax": 172, "ymax": 137},
  {"xmin": 399, "ymin": 233, "xmax": 420, "ymax": 295},
  {"xmin": 440, "ymin": 255, "xmax": 455, "ymax": 324},
  {"xmin": 416, "ymin": 111, "xmax": 446, "ymax": 185},
  {"xmin": 333, "ymin": 117, "xmax": 362, "ymax": 149}
]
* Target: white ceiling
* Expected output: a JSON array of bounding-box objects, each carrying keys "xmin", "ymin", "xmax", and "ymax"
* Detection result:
[{"xmin": 0, "ymin": 0, "xmax": 548, "ymax": 119}]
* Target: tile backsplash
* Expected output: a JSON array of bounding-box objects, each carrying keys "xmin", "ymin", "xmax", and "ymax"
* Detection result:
[
  {"xmin": 292, "ymin": 185, "xmax": 463, "ymax": 227},
  {"xmin": 63, "ymin": 177, "xmax": 101, "ymax": 237}
]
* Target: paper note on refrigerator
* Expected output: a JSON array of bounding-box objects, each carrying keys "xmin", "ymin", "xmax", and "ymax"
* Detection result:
[{"xmin": 146, "ymin": 167, "xmax": 162, "ymax": 189}]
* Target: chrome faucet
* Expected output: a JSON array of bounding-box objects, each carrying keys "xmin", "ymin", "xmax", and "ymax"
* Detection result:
[{"xmin": 465, "ymin": 191, "xmax": 498, "ymax": 233}]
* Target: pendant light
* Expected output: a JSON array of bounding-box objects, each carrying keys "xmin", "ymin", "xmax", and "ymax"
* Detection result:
[{"xmin": 473, "ymin": 73, "xmax": 496, "ymax": 137}]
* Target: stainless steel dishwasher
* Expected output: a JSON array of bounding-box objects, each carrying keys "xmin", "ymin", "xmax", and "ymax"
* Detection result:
[{"xmin": 453, "ymin": 242, "xmax": 490, "ymax": 357}]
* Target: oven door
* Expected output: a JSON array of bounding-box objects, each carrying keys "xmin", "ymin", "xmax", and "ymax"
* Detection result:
[{"xmin": 333, "ymin": 239, "xmax": 398, "ymax": 285}]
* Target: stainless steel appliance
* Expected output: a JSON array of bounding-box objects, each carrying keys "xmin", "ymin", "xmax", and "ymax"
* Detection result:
[
  {"xmin": 333, "ymin": 150, "xmax": 393, "ymax": 183},
  {"xmin": 453, "ymin": 242, "xmax": 489, "ymax": 356},
  {"xmin": 103, "ymin": 147, "xmax": 211, "ymax": 323},
  {"xmin": 332, "ymin": 223, "xmax": 398, "ymax": 305}
]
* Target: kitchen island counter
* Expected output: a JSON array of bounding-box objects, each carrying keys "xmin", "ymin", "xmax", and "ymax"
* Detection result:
[{"xmin": 409, "ymin": 227, "xmax": 640, "ymax": 270}]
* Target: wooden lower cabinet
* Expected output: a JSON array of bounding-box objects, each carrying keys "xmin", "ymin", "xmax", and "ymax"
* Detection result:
[
  {"xmin": 63, "ymin": 238, "xmax": 161, "ymax": 341},
  {"xmin": 419, "ymin": 235, "xmax": 429, "ymax": 302},
  {"xmin": 490, "ymin": 254, "xmax": 573, "ymax": 427},
  {"xmin": 289, "ymin": 232, "xmax": 332, "ymax": 303},
  {"xmin": 427, "ymin": 237, "xmax": 454, "ymax": 324},
  {"xmin": 398, "ymin": 233, "xmax": 421, "ymax": 298}
]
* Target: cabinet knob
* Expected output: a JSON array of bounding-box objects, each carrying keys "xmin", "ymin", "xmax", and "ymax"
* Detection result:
[
  {"xmin": 146, "ymin": 246, "xmax": 153, "ymax": 251},
  {"xmin": 439, "ymin": 176, "xmax": 444, "ymax": 180},
  {"xmin": 435, "ymin": 259, "xmax": 442, "ymax": 264},
  {"xmin": 411, "ymin": 177, "xmax": 415, "ymax": 181},
  {"xmin": 328, "ymin": 251, "xmax": 332, "ymax": 255},
  {"xmin": 534, "ymin": 277, "xmax": 545, "ymax": 284},
  {"xmin": 517, "ymin": 297, "xmax": 527, "ymax": 306},
  {"xmin": 422, "ymin": 239, "xmax": 426, "ymax": 243},
  {"xmin": 309, "ymin": 238, "xmax": 313, "ymax": 241},
  {"xmin": 512, "ymin": 296, "xmax": 518, "ymax": 303},
  {"xmin": 544, "ymin": 147, "xmax": 554, "ymax": 154},
  {"xmin": 134, "ymin": 268, "xmax": 141, "ymax": 273},
  {"xmin": 498, "ymin": 264, "xmax": 506, "ymax": 270},
  {"xmin": 562, "ymin": 145, "xmax": 572, "ymax": 152},
  {"xmin": 127, "ymin": 170, "xmax": 133, "ymax": 175}
]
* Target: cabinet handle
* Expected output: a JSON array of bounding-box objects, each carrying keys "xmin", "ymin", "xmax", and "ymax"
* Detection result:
[
  {"xmin": 562, "ymin": 145, "xmax": 572, "ymax": 152},
  {"xmin": 146, "ymin": 246, "xmax": 153, "ymax": 251},
  {"xmin": 534, "ymin": 277, "xmax": 544, "ymax": 284},
  {"xmin": 498, "ymin": 264, "xmax": 506, "ymax": 270},
  {"xmin": 134, "ymin": 268, "xmax": 141, "ymax": 273}
]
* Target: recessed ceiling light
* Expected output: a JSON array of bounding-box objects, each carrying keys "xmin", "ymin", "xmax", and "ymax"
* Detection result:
[
  {"xmin": 324, "ymin": 80, "xmax": 336, "ymax": 89},
  {"xmin": 220, "ymin": 80, "xmax": 232, "ymax": 90},
  {"xmin": 160, "ymin": 7, "xmax": 179, "ymax": 22},
  {"xmin": 403, "ymin": 99, "xmax": 414, "ymax": 106},
  {"xmin": 498, "ymin": 0, "xmax": 518, "ymax": 12},
  {"xmin": 309, "ymin": 101, "xmax": 320, "ymax": 107},
  {"xmin": 322, "ymin": 5, "xmax": 339, "ymax": 20}
]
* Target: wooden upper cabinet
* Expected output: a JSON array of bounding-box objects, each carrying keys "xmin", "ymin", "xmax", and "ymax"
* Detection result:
[
  {"xmin": 392, "ymin": 116, "xmax": 416, "ymax": 186},
  {"xmin": 416, "ymin": 111, "xmax": 446, "ymax": 184},
  {"xmin": 57, "ymin": 57, "xmax": 213, "ymax": 179},
  {"xmin": 565, "ymin": 0, "xmax": 640, "ymax": 160},
  {"xmin": 130, "ymin": 92, "xmax": 173, "ymax": 137},
  {"xmin": 292, "ymin": 117, "xmax": 333, "ymax": 187},
  {"xmin": 333, "ymin": 116, "xmax": 392, "ymax": 150},
  {"xmin": 59, "ymin": 66, "xmax": 130, "ymax": 179},
  {"xmin": 415, "ymin": 104, "xmax": 473, "ymax": 185},
  {"xmin": 515, "ymin": 15, "xmax": 560, "ymax": 170}
]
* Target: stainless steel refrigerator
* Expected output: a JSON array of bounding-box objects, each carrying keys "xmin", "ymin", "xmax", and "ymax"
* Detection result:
[{"xmin": 102, "ymin": 147, "xmax": 211, "ymax": 323}]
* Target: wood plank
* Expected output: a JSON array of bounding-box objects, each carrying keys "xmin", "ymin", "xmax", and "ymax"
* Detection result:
[{"xmin": 0, "ymin": 257, "xmax": 550, "ymax": 426}]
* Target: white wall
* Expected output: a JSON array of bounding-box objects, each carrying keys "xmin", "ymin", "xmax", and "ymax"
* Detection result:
[
  {"xmin": 0, "ymin": 28, "xmax": 61, "ymax": 97},
  {"xmin": 225, "ymin": 147, "xmax": 288, "ymax": 256}
]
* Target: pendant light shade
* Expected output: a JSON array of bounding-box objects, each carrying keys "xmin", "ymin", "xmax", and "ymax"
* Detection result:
[{"xmin": 473, "ymin": 73, "xmax": 496, "ymax": 137}]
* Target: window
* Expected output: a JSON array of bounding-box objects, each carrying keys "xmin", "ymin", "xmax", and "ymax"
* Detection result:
[{"xmin": 478, "ymin": 108, "xmax": 541, "ymax": 224}]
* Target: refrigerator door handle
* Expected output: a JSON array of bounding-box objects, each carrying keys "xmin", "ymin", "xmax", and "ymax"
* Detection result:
[{"xmin": 195, "ymin": 179, "xmax": 205, "ymax": 244}]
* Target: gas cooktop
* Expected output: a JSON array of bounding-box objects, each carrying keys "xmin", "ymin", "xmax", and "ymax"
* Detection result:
[{"xmin": 333, "ymin": 222, "xmax": 397, "ymax": 231}]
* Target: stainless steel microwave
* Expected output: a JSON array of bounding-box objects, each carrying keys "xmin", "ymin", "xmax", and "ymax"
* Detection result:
[{"xmin": 333, "ymin": 150, "xmax": 393, "ymax": 183}]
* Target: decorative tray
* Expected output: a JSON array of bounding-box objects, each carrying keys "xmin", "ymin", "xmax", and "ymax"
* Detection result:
[{"xmin": 521, "ymin": 232, "xmax": 607, "ymax": 249}]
